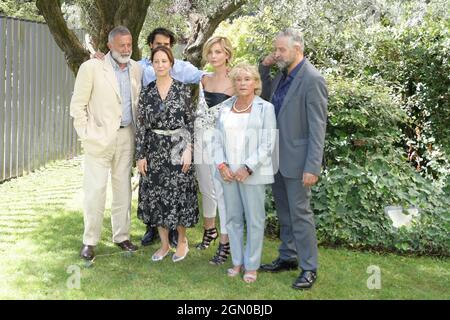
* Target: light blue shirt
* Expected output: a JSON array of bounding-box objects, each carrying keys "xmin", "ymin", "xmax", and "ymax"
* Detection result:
[
  {"xmin": 110, "ymin": 55, "xmax": 133, "ymax": 127},
  {"xmin": 139, "ymin": 57, "xmax": 204, "ymax": 87}
]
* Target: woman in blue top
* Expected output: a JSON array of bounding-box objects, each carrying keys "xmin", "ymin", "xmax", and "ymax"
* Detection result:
[{"xmin": 213, "ymin": 63, "xmax": 277, "ymax": 283}]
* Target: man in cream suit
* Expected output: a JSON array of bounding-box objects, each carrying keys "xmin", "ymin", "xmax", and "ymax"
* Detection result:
[
  {"xmin": 259, "ymin": 28, "xmax": 328, "ymax": 289},
  {"xmin": 70, "ymin": 26, "xmax": 142, "ymax": 260}
]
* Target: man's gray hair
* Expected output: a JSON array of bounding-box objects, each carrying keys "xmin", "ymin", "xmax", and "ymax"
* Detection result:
[
  {"xmin": 108, "ymin": 26, "xmax": 131, "ymax": 43},
  {"xmin": 276, "ymin": 28, "xmax": 304, "ymax": 52}
]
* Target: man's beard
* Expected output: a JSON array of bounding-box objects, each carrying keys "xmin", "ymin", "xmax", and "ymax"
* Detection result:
[
  {"xmin": 276, "ymin": 59, "xmax": 292, "ymax": 70},
  {"xmin": 111, "ymin": 49, "xmax": 132, "ymax": 64}
]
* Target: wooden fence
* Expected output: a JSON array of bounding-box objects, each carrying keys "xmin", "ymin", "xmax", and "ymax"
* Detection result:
[{"xmin": 0, "ymin": 16, "xmax": 81, "ymax": 183}]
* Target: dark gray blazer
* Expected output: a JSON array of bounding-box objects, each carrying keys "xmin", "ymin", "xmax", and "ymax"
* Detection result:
[{"xmin": 259, "ymin": 58, "xmax": 328, "ymax": 178}]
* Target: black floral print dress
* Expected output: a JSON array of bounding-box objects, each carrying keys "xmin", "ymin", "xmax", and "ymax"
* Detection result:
[{"xmin": 135, "ymin": 79, "xmax": 199, "ymax": 230}]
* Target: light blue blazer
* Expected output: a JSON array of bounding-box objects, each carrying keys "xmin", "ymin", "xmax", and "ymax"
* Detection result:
[{"xmin": 213, "ymin": 95, "xmax": 277, "ymax": 185}]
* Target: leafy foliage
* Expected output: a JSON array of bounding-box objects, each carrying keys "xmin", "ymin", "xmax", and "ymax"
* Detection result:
[
  {"xmin": 313, "ymin": 156, "xmax": 450, "ymax": 256},
  {"xmin": 324, "ymin": 76, "xmax": 405, "ymax": 164},
  {"xmin": 366, "ymin": 16, "xmax": 450, "ymax": 179},
  {"xmin": 213, "ymin": 1, "xmax": 450, "ymax": 256},
  {"xmin": 265, "ymin": 76, "xmax": 450, "ymax": 256},
  {"xmin": 320, "ymin": 72, "xmax": 449, "ymax": 257},
  {"xmin": 218, "ymin": 0, "xmax": 449, "ymax": 179},
  {"xmin": 0, "ymin": 0, "xmax": 43, "ymax": 21},
  {"xmin": 303, "ymin": 2, "xmax": 450, "ymax": 181}
]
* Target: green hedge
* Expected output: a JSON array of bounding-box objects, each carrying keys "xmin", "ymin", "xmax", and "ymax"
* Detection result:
[{"xmin": 265, "ymin": 75, "xmax": 450, "ymax": 256}]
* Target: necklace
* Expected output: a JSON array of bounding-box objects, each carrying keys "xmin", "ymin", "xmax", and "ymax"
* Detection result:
[{"xmin": 232, "ymin": 100, "xmax": 252, "ymax": 113}]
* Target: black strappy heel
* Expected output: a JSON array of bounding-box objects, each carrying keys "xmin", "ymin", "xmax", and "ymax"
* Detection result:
[
  {"xmin": 209, "ymin": 242, "xmax": 230, "ymax": 265},
  {"xmin": 196, "ymin": 227, "xmax": 218, "ymax": 250}
]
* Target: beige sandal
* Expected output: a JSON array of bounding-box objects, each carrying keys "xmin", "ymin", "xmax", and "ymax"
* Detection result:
[
  {"xmin": 243, "ymin": 272, "xmax": 257, "ymax": 283},
  {"xmin": 227, "ymin": 266, "xmax": 243, "ymax": 277}
]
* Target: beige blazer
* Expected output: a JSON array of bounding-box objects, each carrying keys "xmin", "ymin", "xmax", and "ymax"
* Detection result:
[{"xmin": 70, "ymin": 52, "xmax": 143, "ymax": 156}]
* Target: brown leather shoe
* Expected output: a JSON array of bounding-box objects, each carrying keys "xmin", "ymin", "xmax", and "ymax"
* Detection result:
[
  {"xmin": 80, "ymin": 244, "xmax": 95, "ymax": 260},
  {"xmin": 116, "ymin": 240, "xmax": 138, "ymax": 252}
]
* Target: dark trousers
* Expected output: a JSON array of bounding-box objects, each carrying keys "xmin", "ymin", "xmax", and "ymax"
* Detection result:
[{"xmin": 272, "ymin": 172, "xmax": 318, "ymax": 271}]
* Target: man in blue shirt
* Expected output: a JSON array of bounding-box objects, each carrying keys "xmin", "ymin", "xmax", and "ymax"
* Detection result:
[
  {"xmin": 140, "ymin": 27, "xmax": 204, "ymax": 86},
  {"xmin": 259, "ymin": 28, "xmax": 328, "ymax": 290}
]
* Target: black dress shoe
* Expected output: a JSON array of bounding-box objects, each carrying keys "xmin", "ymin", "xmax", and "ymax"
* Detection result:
[
  {"xmin": 116, "ymin": 240, "xmax": 138, "ymax": 252},
  {"xmin": 169, "ymin": 229, "xmax": 178, "ymax": 248},
  {"xmin": 141, "ymin": 225, "xmax": 158, "ymax": 246},
  {"xmin": 292, "ymin": 270, "xmax": 317, "ymax": 290},
  {"xmin": 260, "ymin": 257, "xmax": 298, "ymax": 272},
  {"xmin": 80, "ymin": 244, "xmax": 95, "ymax": 260}
]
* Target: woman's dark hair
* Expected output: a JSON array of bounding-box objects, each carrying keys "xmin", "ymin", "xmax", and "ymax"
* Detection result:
[
  {"xmin": 151, "ymin": 46, "xmax": 175, "ymax": 67},
  {"xmin": 147, "ymin": 28, "xmax": 176, "ymax": 47}
]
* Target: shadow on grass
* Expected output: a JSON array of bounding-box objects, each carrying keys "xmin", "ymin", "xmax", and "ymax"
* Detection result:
[
  {"xmin": 7, "ymin": 203, "xmax": 450, "ymax": 299},
  {"xmin": 6, "ymin": 207, "xmax": 305, "ymax": 299}
]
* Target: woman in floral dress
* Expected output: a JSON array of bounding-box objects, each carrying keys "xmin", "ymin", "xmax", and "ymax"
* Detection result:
[{"xmin": 135, "ymin": 46, "xmax": 198, "ymax": 263}]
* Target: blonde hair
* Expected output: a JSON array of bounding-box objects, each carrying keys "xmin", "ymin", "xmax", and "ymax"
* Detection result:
[
  {"xmin": 229, "ymin": 63, "xmax": 262, "ymax": 96},
  {"xmin": 202, "ymin": 36, "xmax": 233, "ymax": 65}
]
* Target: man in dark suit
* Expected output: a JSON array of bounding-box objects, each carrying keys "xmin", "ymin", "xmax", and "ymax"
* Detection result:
[{"xmin": 259, "ymin": 28, "xmax": 328, "ymax": 290}]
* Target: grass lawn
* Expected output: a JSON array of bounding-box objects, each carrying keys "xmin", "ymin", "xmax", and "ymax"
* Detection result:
[{"xmin": 0, "ymin": 157, "xmax": 449, "ymax": 300}]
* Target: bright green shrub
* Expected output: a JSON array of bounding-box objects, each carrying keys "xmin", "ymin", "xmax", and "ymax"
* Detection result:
[{"xmin": 265, "ymin": 76, "xmax": 450, "ymax": 256}]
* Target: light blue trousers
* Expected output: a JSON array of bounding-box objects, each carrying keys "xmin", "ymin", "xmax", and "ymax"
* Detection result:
[{"xmin": 221, "ymin": 181, "xmax": 266, "ymax": 271}]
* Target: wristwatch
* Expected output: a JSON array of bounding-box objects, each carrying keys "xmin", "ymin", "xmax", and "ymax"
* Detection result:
[{"xmin": 244, "ymin": 164, "xmax": 253, "ymax": 175}]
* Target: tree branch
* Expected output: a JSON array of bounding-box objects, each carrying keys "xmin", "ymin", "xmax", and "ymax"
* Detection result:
[{"xmin": 184, "ymin": 0, "xmax": 247, "ymax": 67}]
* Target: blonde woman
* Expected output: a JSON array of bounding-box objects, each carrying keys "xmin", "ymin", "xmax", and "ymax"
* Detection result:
[
  {"xmin": 194, "ymin": 36, "xmax": 234, "ymax": 265},
  {"xmin": 214, "ymin": 63, "xmax": 276, "ymax": 283}
]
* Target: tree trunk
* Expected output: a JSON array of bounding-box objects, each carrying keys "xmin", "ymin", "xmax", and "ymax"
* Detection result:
[
  {"xmin": 36, "ymin": 0, "xmax": 151, "ymax": 75},
  {"xmin": 36, "ymin": 0, "xmax": 88, "ymax": 75},
  {"xmin": 94, "ymin": 0, "xmax": 151, "ymax": 61},
  {"xmin": 183, "ymin": 0, "xmax": 246, "ymax": 67}
]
